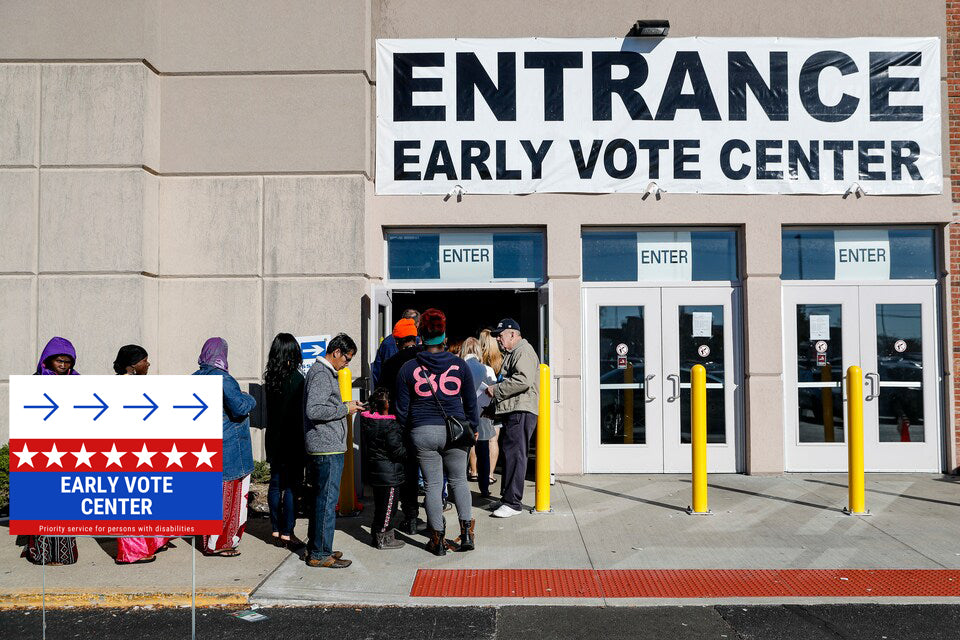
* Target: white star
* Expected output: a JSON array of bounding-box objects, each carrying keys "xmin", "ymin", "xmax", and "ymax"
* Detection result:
[
  {"xmin": 132, "ymin": 444, "xmax": 156, "ymax": 468},
  {"xmin": 72, "ymin": 443, "xmax": 95, "ymax": 468},
  {"xmin": 192, "ymin": 443, "xmax": 216, "ymax": 468},
  {"xmin": 102, "ymin": 443, "xmax": 127, "ymax": 468},
  {"xmin": 162, "ymin": 444, "xmax": 187, "ymax": 468},
  {"xmin": 42, "ymin": 443, "xmax": 67, "ymax": 468},
  {"xmin": 14, "ymin": 444, "xmax": 37, "ymax": 468}
]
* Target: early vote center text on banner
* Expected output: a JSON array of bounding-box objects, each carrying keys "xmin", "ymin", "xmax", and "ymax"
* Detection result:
[
  {"xmin": 377, "ymin": 37, "xmax": 942, "ymax": 195},
  {"xmin": 8, "ymin": 376, "xmax": 224, "ymax": 536}
]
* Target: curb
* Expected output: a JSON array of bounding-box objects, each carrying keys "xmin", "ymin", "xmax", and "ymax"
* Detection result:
[{"xmin": 0, "ymin": 590, "xmax": 249, "ymax": 609}]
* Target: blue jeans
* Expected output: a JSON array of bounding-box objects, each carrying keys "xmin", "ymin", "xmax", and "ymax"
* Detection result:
[
  {"xmin": 267, "ymin": 462, "xmax": 301, "ymax": 536},
  {"xmin": 306, "ymin": 453, "xmax": 344, "ymax": 561}
]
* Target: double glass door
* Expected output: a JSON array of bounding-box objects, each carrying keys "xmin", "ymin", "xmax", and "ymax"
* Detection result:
[
  {"xmin": 584, "ymin": 287, "xmax": 740, "ymax": 473},
  {"xmin": 783, "ymin": 285, "xmax": 941, "ymax": 471}
]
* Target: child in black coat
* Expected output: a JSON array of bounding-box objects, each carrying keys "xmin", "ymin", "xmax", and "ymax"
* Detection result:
[{"xmin": 358, "ymin": 387, "xmax": 407, "ymax": 549}]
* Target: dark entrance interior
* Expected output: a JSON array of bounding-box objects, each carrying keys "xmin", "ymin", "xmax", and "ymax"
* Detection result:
[{"xmin": 392, "ymin": 289, "xmax": 540, "ymax": 356}]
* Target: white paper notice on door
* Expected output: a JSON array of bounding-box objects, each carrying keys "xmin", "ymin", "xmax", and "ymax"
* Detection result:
[
  {"xmin": 834, "ymin": 229, "xmax": 890, "ymax": 280},
  {"xmin": 809, "ymin": 314, "xmax": 831, "ymax": 340},
  {"xmin": 692, "ymin": 312, "xmax": 713, "ymax": 337}
]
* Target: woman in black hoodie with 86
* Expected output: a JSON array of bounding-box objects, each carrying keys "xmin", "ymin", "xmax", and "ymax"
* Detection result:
[
  {"xmin": 396, "ymin": 309, "xmax": 478, "ymax": 556},
  {"xmin": 358, "ymin": 387, "xmax": 407, "ymax": 549}
]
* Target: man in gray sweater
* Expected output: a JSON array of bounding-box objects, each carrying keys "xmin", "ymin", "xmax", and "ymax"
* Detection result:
[
  {"xmin": 304, "ymin": 333, "xmax": 363, "ymax": 568},
  {"xmin": 485, "ymin": 318, "xmax": 541, "ymax": 518}
]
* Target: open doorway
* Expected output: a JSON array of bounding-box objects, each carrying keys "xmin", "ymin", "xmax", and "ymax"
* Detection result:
[{"xmin": 392, "ymin": 289, "xmax": 542, "ymax": 358}]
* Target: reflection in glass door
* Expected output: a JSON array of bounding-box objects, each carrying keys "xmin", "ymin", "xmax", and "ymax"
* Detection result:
[
  {"xmin": 584, "ymin": 287, "xmax": 740, "ymax": 473},
  {"xmin": 783, "ymin": 286, "xmax": 940, "ymax": 472},
  {"xmin": 584, "ymin": 288, "xmax": 662, "ymax": 472},
  {"xmin": 859, "ymin": 287, "xmax": 939, "ymax": 471},
  {"xmin": 661, "ymin": 290, "xmax": 739, "ymax": 473}
]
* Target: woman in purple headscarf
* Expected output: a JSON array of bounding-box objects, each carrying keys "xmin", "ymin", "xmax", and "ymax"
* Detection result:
[
  {"xmin": 193, "ymin": 338, "xmax": 256, "ymax": 557},
  {"xmin": 19, "ymin": 337, "xmax": 80, "ymax": 565}
]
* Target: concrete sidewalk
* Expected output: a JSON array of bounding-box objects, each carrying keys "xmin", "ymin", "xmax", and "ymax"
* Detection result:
[{"xmin": 3, "ymin": 474, "xmax": 959, "ymax": 608}]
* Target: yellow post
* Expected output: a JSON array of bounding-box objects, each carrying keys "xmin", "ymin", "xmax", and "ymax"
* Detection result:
[
  {"xmin": 623, "ymin": 363, "xmax": 634, "ymax": 444},
  {"xmin": 689, "ymin": 364, "xmax": 709, "ymax": 514},
  {"xmin": 535, "ymin": 363, "xmax": 552, "ymax": 513},
  {"xmin": 337, "ymin": 367, "xmax": 360, "ymax": 516},
  {"xmin": 821, "ymin": 364, "xmax": 835, "ymax": 443},
  {"xmin": 845, "ymin": 365, "xmax": 867, "ymax": 515}
]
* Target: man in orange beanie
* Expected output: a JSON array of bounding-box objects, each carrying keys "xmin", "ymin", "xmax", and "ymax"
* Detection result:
[{"xmin": 378, "ymin": 317, "xmax": 425, "ymax": 534}]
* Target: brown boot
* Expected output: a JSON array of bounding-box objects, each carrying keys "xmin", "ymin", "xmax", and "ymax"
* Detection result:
[
  {"xmin": 425, "ymin": 521, "xmax": 458, "ymax": 556},
  {"xmin": 373, "ymin": 530, "xmax": 405, "ymax": 550},
  {"xmin": 455, "ymin": 519, "xmax": 475, "ymax": 552}
]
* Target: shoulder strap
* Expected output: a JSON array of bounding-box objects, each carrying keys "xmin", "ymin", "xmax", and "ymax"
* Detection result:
[{"xmin": 416, "ymin": 355, "xmax": 450, "ymax": 420}]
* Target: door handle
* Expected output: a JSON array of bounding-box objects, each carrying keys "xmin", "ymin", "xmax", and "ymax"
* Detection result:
[
  {"xmin": 666, "ymin": 374, "xmax": 680, "ymax": 402},
  {"xmin": 644, "ymin": 374, "xmax": 656, "ymax": 402},
  {"xmin": 864, "ymin": 372, "xmax": 880, "ymax": 401}
]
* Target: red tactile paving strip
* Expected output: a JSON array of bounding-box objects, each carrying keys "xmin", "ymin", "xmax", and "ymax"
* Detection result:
[{"xmin": 410, "ymin": 569, "xmax": 960, "ymax": 599}]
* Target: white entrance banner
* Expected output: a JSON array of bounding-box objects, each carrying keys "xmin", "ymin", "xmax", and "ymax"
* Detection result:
[
  {"xmin": 637, "ymin": 231, "xmax": 692, "ymax": 281},
  {"xmin": 439, "ymin": 232, "xmax": 494, "ymax": 281},
  {"xmin": 834, "ymin": 229, "xmax": 891, "ymax": 280},
  {"xmin": 377, "ymin": 37, "xmax": 941, "ymax": 195}
]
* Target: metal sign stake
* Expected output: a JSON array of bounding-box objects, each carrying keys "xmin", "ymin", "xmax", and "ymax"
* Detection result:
[
  {"xmin": 41, "ymin": 545, "xmax": 46, "ymax": 640},
  {"xmin": 192, "ymin": 536, "xmax": 197, "ymax": 640}
]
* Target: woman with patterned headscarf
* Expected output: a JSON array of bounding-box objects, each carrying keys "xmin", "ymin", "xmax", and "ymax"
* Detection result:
[
  {"xmin": 19, "ymin": 337, "xmax": 80, "ymax": 565},
  {"xmin": 192, "ymin": 337, "xmax": 256, "ymax": 557}
]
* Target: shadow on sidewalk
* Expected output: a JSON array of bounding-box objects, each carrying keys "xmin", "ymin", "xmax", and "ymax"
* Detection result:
[
  {"xmin": 559, "ymin": 480, "xmax": 688, "ymax": 513},
  {"xmin": 677, "ymin": 479, "xmax": 840, "ymax": 513},
  {"xmin": 803, "ymin": 478, "xmax": 960, "ymax": 508}
]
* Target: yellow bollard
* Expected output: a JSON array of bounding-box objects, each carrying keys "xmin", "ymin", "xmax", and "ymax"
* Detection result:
[
  {"xmin": 845, "ymin": 365, "xmax": 867, "ymax": 515},
  {"xmin": 821, "ymin": 364, "xmax": 834, "ymax": 443},
  {"xmin": 688, "ymin": 364, "xmax": 710, "ymax": 515},
  {"xmin": 623, "ymin": 362, "xmax": 634, "ymax": 445},
  {"xmin": 534, "ymin": 364, "xmax": 552, "ymax": 513},
  {"xmin": 337, "ymin": 367, "xmax": 360, "ymax": 516}
]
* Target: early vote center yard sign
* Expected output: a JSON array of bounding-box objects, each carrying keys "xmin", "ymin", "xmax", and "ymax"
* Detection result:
[
  {"xmin": 8, "ymin": 375, "xmax": 223, "ymax": 536},
  {"xmin": 376, "ymin": 37, "xmax": 942, "ymax": 195}
]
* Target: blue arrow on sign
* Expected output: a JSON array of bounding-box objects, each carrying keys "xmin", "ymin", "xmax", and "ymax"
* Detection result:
[
  {"xmin": 123, "ymin": 393, "xmax": 159, "ymax": 421},
  {"xmin": 24, "ymin": 393, "xmax": 60, "ymax": 421},
  {"xmin": 74, "ymin": 393, "xmax": 109, "ymax": 421},
  {"xmin": 173, "ymin": 393, "xmax": 208, "ymax": 421}
]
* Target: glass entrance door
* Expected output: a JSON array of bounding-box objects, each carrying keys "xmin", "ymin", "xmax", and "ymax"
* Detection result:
[
  {"xmin": 584, "ymin": 288, "xmax": 663, "ymax": 472},
  {"xmin": 583, "ymin": 287, "xmax": 740, "ymax": 473},
  {"xmin": 661, "ymin": 288, "xmax": 739, "ymax": 472},
  {"xmin": 783, "ymin": 285, "xmax": 940, "ymax": 471}
]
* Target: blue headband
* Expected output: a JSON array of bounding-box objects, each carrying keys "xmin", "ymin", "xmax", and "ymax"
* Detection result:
[{"xmin": 422, "ymin": 333, "xmax": 446, "ymax": 346}]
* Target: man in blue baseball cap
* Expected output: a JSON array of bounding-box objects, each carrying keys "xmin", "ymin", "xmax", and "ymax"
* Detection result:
[{"xmin": 485, "ymin": 318, "xmax": 540, "ymax": 517}]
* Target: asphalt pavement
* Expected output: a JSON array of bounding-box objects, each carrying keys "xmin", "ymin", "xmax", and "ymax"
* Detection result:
[{"xmin": 2, "ymin": 604, "xmax": 959, "ymax": 639}]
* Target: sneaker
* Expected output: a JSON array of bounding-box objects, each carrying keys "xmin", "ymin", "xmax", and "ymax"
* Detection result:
[{"xmin": 491, "ymin": 504, "xmax": 522, "ymax": 518}]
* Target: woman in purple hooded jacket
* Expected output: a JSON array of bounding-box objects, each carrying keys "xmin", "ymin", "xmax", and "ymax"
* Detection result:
[{"xmin": 19, "ymin": 337, "xmax": 80, "ymax": 565}]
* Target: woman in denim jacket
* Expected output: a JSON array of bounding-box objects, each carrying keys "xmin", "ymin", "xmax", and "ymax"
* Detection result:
[{"xmin": 193, "ymin": 337, "xmax": 256, "ymax": 557}]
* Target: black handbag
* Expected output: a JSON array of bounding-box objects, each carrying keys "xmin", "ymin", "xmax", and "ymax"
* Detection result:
[{"xmin": 417, "ymin": 356, "xmax": 476, "ymax": 447}]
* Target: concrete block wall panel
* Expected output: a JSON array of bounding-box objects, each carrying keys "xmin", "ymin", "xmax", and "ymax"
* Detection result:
[
  {"xmin": 0, "ymin": 276, "xmax": 38, "ymax": 380},
  {"xmin": 158, "ymin": 0, "xmax": 368, "ymax": 73},
  {"xmin": 159, "ymin": 177, "xmax": 262, "ymax": 276},
  {"xmin": 0, "ymin": 64, "xmax": 39, "ymax": 166},
  {"xmin": 742, "ymin": 277, "xmax": 784, "ymax": 376},
  {"xmin": 554, "ymin": 377, "xmax": 584, "ymax": 474},
  {"xmin": 39, "ymin": 169, "xmax": 159, "ymax": 273},
  {"xmin": 0, "ymin": 170, "xmax": 38, "ymax": 273},
  {"xmin": 0, "ymin": 0, "xmax": 158, "ymax": 61},
  {"xmin": 41, "ymin": 64, "xmax": 154, "ymax": 167},
  {"xmin": 160, "ymin": 75, "xmax": 368, "ymax": 174},
  {"xmin": 37, "ymin": 275, "xmax": 153, "ymax": 375},
  {"xmin": 0, "ymin": 382, "xmax": 9, "ymax": 444},
  {"xmin": 373, "ymin": 0, "xmax": 948, "ymax": 77},
  {"xmin": 262, "ymin": 277, "xmax": 366, "ymax": 364},
  {"xmin": 263, "ymin": 176, "xmax": 365, "ymax": 276},
  {"xmin": 744, "ymin": 373, "xmax": 787, "ymax": 474},
  {"xmin": 548, "ymin": 278, "xmax": 583, "ymax": 474},
  {"xmin": 158, "ymin": 278, "xmax": 262, "ymax": 380}
]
